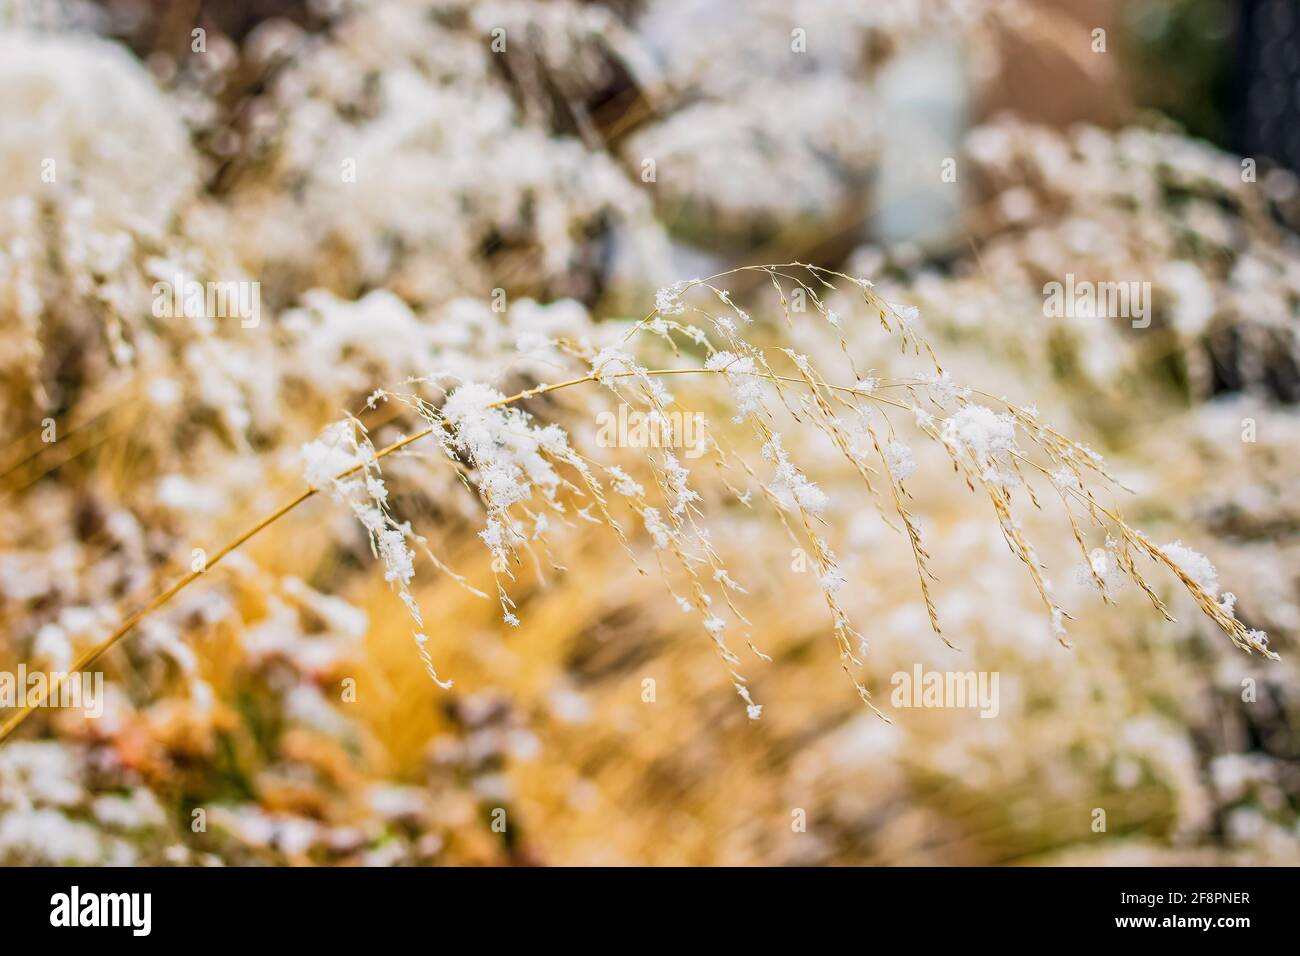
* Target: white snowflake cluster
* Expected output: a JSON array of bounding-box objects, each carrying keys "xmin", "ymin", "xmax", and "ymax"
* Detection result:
[
  {"xmin": 1159, "ymin": 540, "xmax": 1221, "ymax": 598},
  {"xmin": 941, "ymin": 404, "xmax": 1020, "ymax": 489},
  {"xmin": 762, "ymin": 434, "xmax": 830, "ymax": 514},
  {"xmin": 1074, "ymin": 540, "xmax": 1127, "ymax": 597},
  {"xmin": 884, "ymin": 440, "xmax": 918, "ymax": 481},
  {"xmin": 705, "ymin": 350, "xmax": 765, "ymax": 422}
]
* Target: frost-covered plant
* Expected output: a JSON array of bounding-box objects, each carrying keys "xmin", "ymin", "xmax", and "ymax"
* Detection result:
[{"xmin": 5, "ymin": 263, "xmax": 1274, "ymax": 742}]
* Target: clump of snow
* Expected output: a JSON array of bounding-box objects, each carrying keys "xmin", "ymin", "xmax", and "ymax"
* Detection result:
[
  {"xmin": 705, "ymin": 350, "xmax": 765, "ymax": 421},
  {"xmin": 1075, "ymin": 542, "xmax": 1126, "ymax": 596},
  {"xmin": 762, "ymin": 434, "xmax": 829, "ymax": 514},
  {"xmin": 1160, "ymin": 540, "xmax": 1219, "ymax": 598},
  {"xmin": 300, "ymin": 421, "xmax": 364, "ymax": 491},
  {"xmin": 941, "ymin": 404, "xmax": 1020, "ymax": 487},
  {"xmin": 884, "ymin": 440, "xmax": 917, "ymax": 481}
]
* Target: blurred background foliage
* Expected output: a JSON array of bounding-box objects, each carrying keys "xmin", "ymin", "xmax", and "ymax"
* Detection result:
[
  {"xmin": 0, "ymin": 0, "xmax": 1297, "ymax": 866},
  {"xmin": 1122, "ymin": 0, "xmax": 1236, "ymax": 146}
]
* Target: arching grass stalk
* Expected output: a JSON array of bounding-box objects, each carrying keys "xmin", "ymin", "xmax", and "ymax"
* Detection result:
[{"xmin": 0, "ymin": 263, "xmax": 1276, "ymax": 742}]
